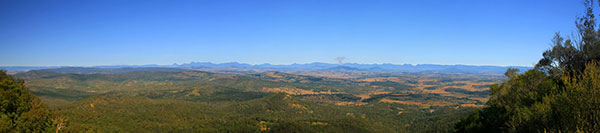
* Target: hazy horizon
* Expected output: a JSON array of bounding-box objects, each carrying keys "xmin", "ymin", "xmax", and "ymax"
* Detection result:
[{"xmin": 0, "ymin": 61, "xmax": 535, "ymax": 67}]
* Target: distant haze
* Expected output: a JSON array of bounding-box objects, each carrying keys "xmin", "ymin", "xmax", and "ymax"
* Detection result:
[{"xmin": 0, "ymin": 61, "xmax": 532, "ymax": 74}]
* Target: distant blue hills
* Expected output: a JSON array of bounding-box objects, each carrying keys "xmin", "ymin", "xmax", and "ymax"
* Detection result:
[{"xmin": 0, "ymin": 62, "xmax": 532, "ymax": 74}]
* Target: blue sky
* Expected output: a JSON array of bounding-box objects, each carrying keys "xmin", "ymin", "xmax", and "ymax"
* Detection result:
[{"xmin": 0, "ymin": 0, "xmax": 585, "ymax": 66}]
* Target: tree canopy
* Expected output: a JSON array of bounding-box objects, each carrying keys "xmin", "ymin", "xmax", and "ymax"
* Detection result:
[
  {"xmin": 0, "ymin": 70, "xmax": 57, "ymax": 132},
  {"xmin": 456, "ymin": 0, "xmax": 600, "ymax": 132}
]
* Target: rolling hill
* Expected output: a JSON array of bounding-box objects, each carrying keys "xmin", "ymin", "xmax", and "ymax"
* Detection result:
[{"xmin": 6, "ymin": 67, "xmax": 505, "ymax": 132}]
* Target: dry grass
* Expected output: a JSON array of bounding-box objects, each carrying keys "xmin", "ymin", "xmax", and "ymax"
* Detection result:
[
  {"xmin": 468, "ymin": 97, "xmax": 489, "ymax": 103},
  {"xmin": 379, "ymin": 98, "xmax": 432, "ymax": 108},
  {"xmin": 264, "ymin": 72, "xmax": 283, "ymax": 78},
  {"xmin": 335, "ymin": 102, "xmax": 366, "ymax": 106},
  {"xmin": 188, "ymin": 89, "xmax": 201, "ymax": 96},
  {"xmin": 258, "ymin": 121, "xmax": 271, "ymax": 131},
  {"xmin": 422, "ymin": 89, "xmax": 450, "ymax": 94},
  {"xmin": 460, "ymin": 104, "xmax": 484, "ymax": 107},
  {"xmin": 309, "ymin": 122, "xmax": 328, "ymax": 126},
  {"xmin": 355, "ymin": 89, "xmax": 392, "ymax": 100},
  {"xmin": 261, "ymin": 87, "xmax": 344, "ymax": 95},
  {"xmin": 289, "ymin": 103, "xmax": 307, "ymax": 110}
]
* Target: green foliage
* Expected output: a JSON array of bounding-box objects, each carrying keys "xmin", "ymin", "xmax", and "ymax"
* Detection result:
[
  {"xmin": 53, "ymin": 93, "xmax": 474, "ymax": 132},
  {"xmin": 423, "ymin": 81, "xmax": 439, "ymax": 85},
  {"xmin": 553, "ymin": 62, "xmax": 600, "ymax": 131},
  {"xmin": 10, "ymin": 64, "xmax": 495, "ymax": 132},
  {"xmin": 457, "ymin": 1, "xmax": 600, "ymax": 131},
  {"xmin": 455, "ymin": 69, "xmax": 556, "ymax": 132},
  {"xmin": 536, "ymin": 0, "xmax": 600, "ymax": 77},
  {"xmin": 457, "ymin": 63, "xmax": 600, "ymax": 132},
  {"xmin": 0, "ymin": 70, "xmax": 57, "ymax": 132},
  {"xmin": 424, "ymin": 86, "xmax": 438, "ymax": 90}
]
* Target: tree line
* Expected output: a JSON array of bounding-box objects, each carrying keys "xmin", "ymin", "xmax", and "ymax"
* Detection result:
[{"xmin": 455, "ymin": 0, "xmax": 600, "ymax": 132}]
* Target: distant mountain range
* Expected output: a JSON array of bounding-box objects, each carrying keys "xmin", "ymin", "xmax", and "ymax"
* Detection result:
[{"xmin": 0, "ymin": 62, "xmax": 532, "ymax": 74}]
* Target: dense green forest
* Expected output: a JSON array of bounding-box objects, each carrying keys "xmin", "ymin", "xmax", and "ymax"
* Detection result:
[
  {"xmin": 455, "ymin": 1, "xmax": 600, "ymax": 132},
  {"xmin": 54, "ymin": 94, "xmax": 476, "ymax": 132},
  {"xmin": 0, "ymin": 70, "xmax": 59, "ymax": 132}
]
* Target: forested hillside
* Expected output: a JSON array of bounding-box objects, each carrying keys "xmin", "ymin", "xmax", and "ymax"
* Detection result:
[
  {"xmin": 0, "ymin": 70, "xmax": 58, "ymax": 132},
  {"xmin": 0, "ymin": 68, "xmax": 492, "ymax": 132},
  {"xmin": 455, "ymin": 1, "xmax": 600, "ymax": 132},
  {"xmin": 4, "ymin": 68, "xmax": 493, "ymax": 132}
]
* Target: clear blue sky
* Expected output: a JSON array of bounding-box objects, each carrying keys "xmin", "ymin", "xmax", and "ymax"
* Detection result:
[{"xmin": 0, "ymin": 0, "xmax": 585, "ymax": 66}]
